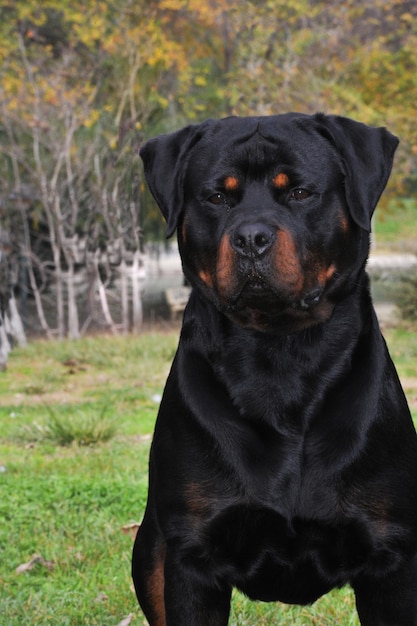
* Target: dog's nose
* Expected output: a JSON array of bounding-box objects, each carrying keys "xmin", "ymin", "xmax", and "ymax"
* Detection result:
[
  {"xmin": 231, "ymin": 223, "xmax": 275, "ymax": 257},
  {"xmin": 300, "ymin": 287, "xmax": 323, "ymax": 310}
]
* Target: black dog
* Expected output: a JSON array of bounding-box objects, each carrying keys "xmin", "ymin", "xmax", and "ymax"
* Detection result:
[{"xmin": 133, "ymin": 113, "xmax": 417, "ymax": 625}]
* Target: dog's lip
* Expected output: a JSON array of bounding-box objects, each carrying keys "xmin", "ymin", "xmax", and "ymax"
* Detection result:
[
  {"xmin": 225, "ymin": 282, "xmax": 290, "ymax": 318},
  {"xmin": 229, "ymin": 275, "xmax": 298, "ymax": 307},
  {"xmin": 242, "ymin": 276, "xmax": 271, "ymax": 291},
  {"xmin": 223, "ymin": 284, "xmax": 336, "ymax": 333},
  {"xmin": 224, "ymin": 276, "xmax": 329, "ymax": 318},
  {"xmin": 231, "ymin": 275, "xmax": 278, "ymax": 303}
]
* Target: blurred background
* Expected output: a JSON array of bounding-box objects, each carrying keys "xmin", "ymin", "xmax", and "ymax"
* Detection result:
[
  {"xmin": 1, "ymin": 0, "xmax": 417, "ymax": 345},
  {"xmin": 2, "ymin": 5, "xmax": 417, "ymax": 623}
]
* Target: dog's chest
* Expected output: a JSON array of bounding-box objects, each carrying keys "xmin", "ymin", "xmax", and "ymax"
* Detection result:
[
  {"xmin": 212, "ymin": 334, "xmax": 340, "ymax": 432},
  {"xmin": 194, "ymin": 503, "xmax": 389, "ymax": 605}
]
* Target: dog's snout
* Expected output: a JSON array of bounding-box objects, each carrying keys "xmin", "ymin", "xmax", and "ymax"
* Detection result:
[{"xmin": 232, "ymin": 223, "xmax": 275, "ymax": 258}]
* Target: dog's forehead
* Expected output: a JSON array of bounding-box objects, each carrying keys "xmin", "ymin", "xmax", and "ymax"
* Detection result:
[{"xmin": 188, "ymin": 115, "xmax": 338, "ymax": 181}]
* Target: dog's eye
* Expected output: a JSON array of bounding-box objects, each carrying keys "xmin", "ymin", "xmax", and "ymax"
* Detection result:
[
  {"xmin": 291, "ymin": 189, "xmax": 311, "ymax": 201},
  {"xmin": 209, "ymin": 193, "xmax": 228, "ymax": 206}
]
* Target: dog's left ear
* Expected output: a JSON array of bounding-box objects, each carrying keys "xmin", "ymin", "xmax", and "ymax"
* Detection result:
[
  {"xmin": 315, "ymin": 114, "xmax": 399, "ymax": 231},
  {"xmin": 140, "ymin": 120, "xmax": 212, "ymax": 237}
]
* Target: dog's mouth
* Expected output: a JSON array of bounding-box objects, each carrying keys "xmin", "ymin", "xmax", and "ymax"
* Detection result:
[
  {"xmin": 221, "ymin": 275, "xmax": 335, "ymax": 334},
  {"xmin": 237, "ymin": 276, "xmax": 276, "ymax": 297},
  {"xmin": 229, "ymin": 275, "xmax": 306, "ymax": 310}
]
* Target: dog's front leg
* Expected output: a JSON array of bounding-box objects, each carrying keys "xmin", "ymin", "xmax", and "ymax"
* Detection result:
[
  {"xmin": 163, "ymin": 547, "xmax": 232, "ymax": 626},
  {"xmin": 353, "ymin": 554, "xmax": 417, "ymax": 626},
  {"xmin": 132, "ymin": 520, "xmax": 167, "ymax": 626}
]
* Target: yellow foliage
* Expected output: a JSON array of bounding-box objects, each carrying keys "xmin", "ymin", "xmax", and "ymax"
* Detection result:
[
  {"xmin": 69, "ymin": 12, "xmax": 85, "ymax": 24},
  {"xmin": 158, "ymin": 0, "xmax": 185, "ymax": 9},
  {"xmin": 194, "ymin": 75, "xmax": 207, "ymax": 87},
  {"xmin": 147, "ymin": 47, "xmax": 167, "ymax": 67},
  {"xmin": 0, "ymin": 0, "xmax": 416, "ymax": 204},
  {"xmin": 1, "ymin": 74, "xmax": 22, "ymax": 96},
  {"xmin": 83, "ymin": 109, "xmax": 101, "ymax": 128}
]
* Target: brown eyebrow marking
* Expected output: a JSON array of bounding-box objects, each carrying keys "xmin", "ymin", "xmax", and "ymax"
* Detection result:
[
  {"xmin": 224, "ymin": 176, "xmax": 239, "ymax": 191},
  {"xmin": 273, "ymin": 172, "xmax": 289, "ymax": 189}
]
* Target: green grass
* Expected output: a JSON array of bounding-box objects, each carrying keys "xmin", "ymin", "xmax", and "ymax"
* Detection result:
[
  {"xmin": 0, "ymin": 332, "xmax": 176, "ymax": 625},
  {"xmin": 1, "ymin": 327, "xmax": 417, "ymax": 624}
]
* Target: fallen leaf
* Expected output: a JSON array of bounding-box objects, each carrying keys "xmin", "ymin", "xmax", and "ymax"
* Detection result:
[
  {"xmin": 62, "ymin": 359, "xmax": 78, "ymax": 367},
  {"xmin": 122, "ymin": 523, "xmax": 141, "ymax": 539},
  {"xmin": 116, "ymin": 614, "xmax": 134, "ymax": 626},
  {"xmin": 15, "ymin": 554, "xmax": 55, "ymax": 574},
  {"xmin": 94, "ymin": 592, "xmax": 109, "ymax": 603}
]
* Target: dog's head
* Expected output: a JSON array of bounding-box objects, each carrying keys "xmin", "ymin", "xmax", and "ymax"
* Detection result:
[{"xmin": 140, "ymin": 113, "xmax": 398, "ymax": 333}]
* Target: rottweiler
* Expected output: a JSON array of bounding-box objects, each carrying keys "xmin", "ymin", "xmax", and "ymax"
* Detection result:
[{"xmin": 132, "ymin": 113, "xmax": 417, "ymax": 625}]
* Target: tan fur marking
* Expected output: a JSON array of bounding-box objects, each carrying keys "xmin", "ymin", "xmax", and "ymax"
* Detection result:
[
  {"xmin": 224, "ymin": 176, "xmax": 239, "ymax": 191},
  {"xmin": 273, "ymin": 172, "xmax": 289, "ymax": 189},
  {"xmin": 185, "ymin": 482, "xmax": 210, "ymax": 518},
  {"xmin": 326, "ymin": 264, "xmax": 336, "ymax": 280},
  {"xmin": 198, "ymin": 268, "xmax": 213, "ymax": 288},
  {"xmin": 181, "ymin": 221, "xmax": 187, "ymax": 243},
  {"xmin": 275, "ymin": 229, "xmax": 303, "ymax": 292},
  {"xmin": 216, "ymin": 233, "xmax": 237, "ymax": 295},
  {"xmin": 147, "ymin": 545, "xmax": 166, "ymax": 626},
  {"xmin": 340, "ymin": 213, "xmax": 349, "ymax": 233},
  {"xmin": 317, "ymin": 264, "xmax": 336, "ymax": 286}
]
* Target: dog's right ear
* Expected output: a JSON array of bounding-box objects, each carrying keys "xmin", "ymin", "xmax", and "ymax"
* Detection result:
[{"xmin": 140, "ymin": 121, "xmax": 212, "ymax": 238}]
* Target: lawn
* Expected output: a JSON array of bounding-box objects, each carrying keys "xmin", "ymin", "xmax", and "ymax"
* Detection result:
[{"xmin": 1, "ymin": 325, "xmax": 417, "ymax": 625}]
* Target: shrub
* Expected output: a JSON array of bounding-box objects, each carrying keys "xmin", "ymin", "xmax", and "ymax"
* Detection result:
[{"xmin": 396, "ymin": 271, "xmax": 417, "ymax": 325}]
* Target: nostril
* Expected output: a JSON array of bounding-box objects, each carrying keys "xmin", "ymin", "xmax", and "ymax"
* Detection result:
[
  {"xmin": 254, "ymin": 233, "xmax": 270, "ymax": 249},
  {"xmin": 235, "ymin": 235, "xmax": 247, "ymax": 250}
]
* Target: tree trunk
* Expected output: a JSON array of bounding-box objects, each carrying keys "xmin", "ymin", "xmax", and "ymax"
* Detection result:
[
  {"xmin": 131, "ymin": 251, "xmax": 143, "ymax": 333},
  {"xmin": 7, "ymin": 293, "xmax": 27, "ymax": 347},
  {"xmin": 66, "ymin": 264, "xmax": 80, "ymax": 340},
  {"xmin": 0, "ymin": 314, "xmax": 11, "ymax": 370},
  {"xmin": 119, "ymin": 259, "xmax": 129, "ymax": 335}
]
